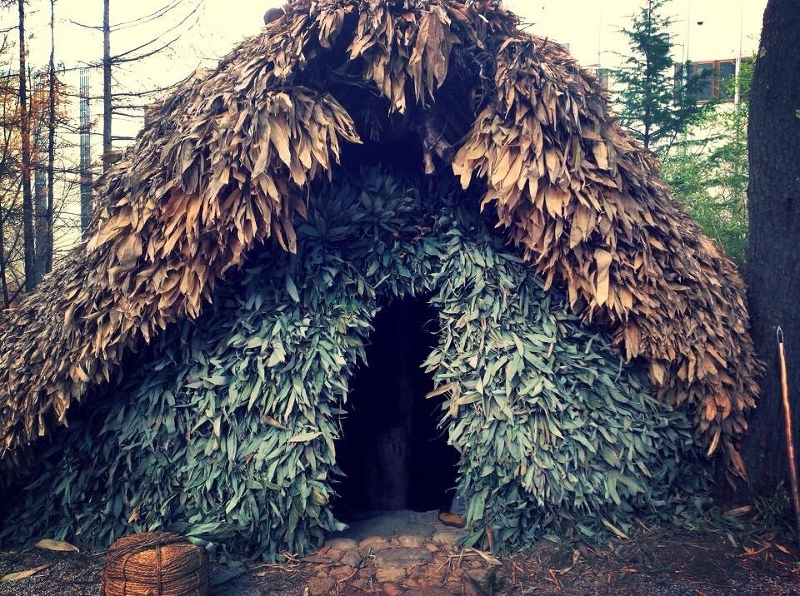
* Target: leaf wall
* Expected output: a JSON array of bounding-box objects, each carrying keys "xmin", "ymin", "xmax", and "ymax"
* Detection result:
[{"xmin": 1, "ymin": 168, "xmax": 703, "ymax": 558}]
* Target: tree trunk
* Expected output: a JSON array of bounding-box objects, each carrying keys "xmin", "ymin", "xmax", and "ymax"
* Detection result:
[
  {"xmin": 103, "ymin": 0, "xmax": 113, "ymax": 169},
  {"xmin": 45, "ymin": 0, "xmax": 56, "ymax": 274},
  {"xmin": 0, "ymin": 191, "xmax": 8, "ymax": 307},
  {"xmin": 17, "ymin": 0, "xmax": 35, "ymax": 292},
  {"xmin": 743, "ymin": 0, "xmax": 800, "ymax": 493}
]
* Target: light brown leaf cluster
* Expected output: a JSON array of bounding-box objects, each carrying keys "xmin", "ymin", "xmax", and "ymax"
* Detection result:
[
  {"xmin": 346, "ymin": 1, "xmax": 460, "ymax": 111},
  {"xmin": 0, "ymin": 0, "xmax": 759, "ymax": 482}
]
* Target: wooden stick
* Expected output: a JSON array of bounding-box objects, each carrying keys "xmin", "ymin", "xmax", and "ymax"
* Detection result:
[{"xmin": 777, "ymin": 326, "xmax": 800, "ymax": 548}]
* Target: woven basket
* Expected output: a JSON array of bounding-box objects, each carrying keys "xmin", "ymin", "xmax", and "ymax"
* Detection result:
[{"xmin": 102, "ymin": 532, "xmax": 208, "ymax": 596}]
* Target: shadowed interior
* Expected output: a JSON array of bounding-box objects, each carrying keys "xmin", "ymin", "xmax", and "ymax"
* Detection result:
[{"xmin": 335, "ymin": 298, "xmax": 458, "ymax": 514}]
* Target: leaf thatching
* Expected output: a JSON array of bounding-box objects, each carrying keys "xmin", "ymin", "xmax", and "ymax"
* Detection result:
[
  {"xmin": 0, "ymin": 167, "xmax": 705, "ymax": 557},
  {"xmin": 0, "ymin": 0, "xmax": 759, "ymax": 483}
]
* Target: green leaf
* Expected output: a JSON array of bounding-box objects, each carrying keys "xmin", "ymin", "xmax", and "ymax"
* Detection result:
[
  {"xmin": 286, "ymin": 276, "xmax": 300, "ymax": 302},
  {"xmin": 288, "ymin": 431, "xmax": 322, "ymax": 443}
]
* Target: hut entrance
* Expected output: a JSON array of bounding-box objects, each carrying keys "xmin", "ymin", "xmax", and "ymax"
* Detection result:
[{"xmin": 335, "ymin": 298, "xmax": 458, "ymax": 514}]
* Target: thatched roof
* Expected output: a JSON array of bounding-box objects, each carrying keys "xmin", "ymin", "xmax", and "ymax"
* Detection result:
[{"xmin": 0, "ymin": 0, "xmax": 758, "ymax": 481}]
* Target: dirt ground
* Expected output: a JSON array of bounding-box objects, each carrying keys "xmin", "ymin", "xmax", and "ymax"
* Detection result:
[{"xmin": 1, "ymin": 512, "xmax": 799, "ymax": 595}]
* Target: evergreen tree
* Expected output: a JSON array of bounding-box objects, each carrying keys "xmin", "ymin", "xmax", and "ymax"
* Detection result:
[
  {"xmin": 662, "ymin": 58, "xmax": 752, "ymax": 264},
  {"xmin": 612, "ymin": 0, "xmax": 706, "ymax": 156}
]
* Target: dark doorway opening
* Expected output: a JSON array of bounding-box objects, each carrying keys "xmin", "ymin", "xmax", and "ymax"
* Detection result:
[{"xmin": 335, "ymin": 298, "xmax": 458, "ymax": 514}]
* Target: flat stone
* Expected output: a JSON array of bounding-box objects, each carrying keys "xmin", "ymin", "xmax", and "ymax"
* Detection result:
[
  {"xmin": 329, "ymin": 565, "xmax": 356, "ymax": 581},
  {"xmin": 325, "ymin": 537, "xmax": 358, "ymax": 551},
  {"xmin": 340, "ymin": 549, "xmax": 365, "ymax": 568},
  {"xmin": 430, "ymin": 530, "xmax": 459, "ymax": 549},
  {"xmin": 359, "ymin": 536, "xmax": 391, "ymax": 551},
  {"xmin": 306, "ymin": 576, "xmax": 336, "ymax": 595},
  {"xmin": 375, "ymin": 565, "xmax": 406, "ymax": 583},
  {"xmin": 397, "ymin": 534, "xmax": 424, "ymax": 548},
  {"xmin": 374, "ymin": 547, "xmax": 433, "ymax": 569},
  {"xmin": 382, "ymin": 582, "xmax": 404, "ymax": 596}
]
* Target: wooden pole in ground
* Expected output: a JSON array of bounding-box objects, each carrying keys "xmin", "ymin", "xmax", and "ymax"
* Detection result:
[{"xmin": 777, "ymin": 327, "xmax": 800, "ymax": 548}]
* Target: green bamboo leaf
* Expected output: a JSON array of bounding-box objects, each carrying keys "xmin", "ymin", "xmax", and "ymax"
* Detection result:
[
  {"xmin": 286, "ymin": 276, "xmax": 300, "ymax": 302},
  {"xmin": 288, "ymin": 431, "xmax": 322, "ymax": 443}
]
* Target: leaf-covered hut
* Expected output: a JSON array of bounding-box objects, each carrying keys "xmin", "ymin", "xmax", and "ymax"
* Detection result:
[{"xmin": 0, "ymin": 0, "xmax": 759, "ymax": 558}]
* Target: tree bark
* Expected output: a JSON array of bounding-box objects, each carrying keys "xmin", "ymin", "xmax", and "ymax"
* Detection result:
[
  {"xmin": 17, "ymin": 0, "xmax": 35, "ymax": 292},
  {"xmin": 103, "ymin": 0, "xmax": 113, "ymax": 169},
  {"xmin": 45, "ymin": 0, "xmax": 56, "ymax": 274},
  {"xmin": 744, "ymin": 0, "xmax": 800, "ymax": 493}
]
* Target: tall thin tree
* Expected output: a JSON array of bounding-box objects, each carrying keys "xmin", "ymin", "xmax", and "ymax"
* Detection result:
[
  {"xmin": 45, "ymin": 0, "xmax": 56, "ymax": 273},
  {"xmin": 16, "ymin": 0, "xmax": 34, "ymax": 291},
  {"xmin": 103, "ymin": 0, "xmax": 112, "ymax": 170}
]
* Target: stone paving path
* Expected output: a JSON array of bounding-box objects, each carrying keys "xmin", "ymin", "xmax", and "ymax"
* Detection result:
[{"xmin": 297, "ymin": 509, "xmax": 499, "ymax": 595}]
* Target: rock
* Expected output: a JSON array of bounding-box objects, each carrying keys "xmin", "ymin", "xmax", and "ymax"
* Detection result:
[
  {"xmin": 462, "ymin": 583, "xmax": 481, "ymax": 596},
  {"xmin": 430, "ymin": 530, "xmax": 458, "ymax": 549},
  {"xmin": 329, "ymin": 565, "xmax": 356, "ymax": 581},
  {"xmin": 382, "ymin": 582, "xmax": 404, "ymax": 596},
  {"xmin": 409, "ymin": 559, "xmax": 448, "ymax": 585},
  {"xmin": 357, "ymin": 567, "xmax": 375, "ymax": 580},
  {"xmin": 340, "ymin": 549, "xmax": 365, "ymax": 568},
  {"xmin": 306, "ymin": 575, "xmax": 336, "ymax": 595},
  {"xmin": 374, "ymin": 547, "xmax": 433, "ymax": 569},
  {"xmin": 465, "ymin": 569, "xmax": 487, "ymax": 582},
  {"xmin": 359, "ymin": 536, "xmax": 391, "ymax": 551},
  {"xmin": 302, "ymin": 545, "xmax": 343, "ymax": 564},
  {"xmin": 397, "ymin": 534, "xmax": 424, "ymax": 548},
  {"xmin": 375, "ymin": 565, "xmax": 406, "ymax": 582},
  {"xmin": 326, "ymin": 537, "xmax": 359, "ymax": 551}
]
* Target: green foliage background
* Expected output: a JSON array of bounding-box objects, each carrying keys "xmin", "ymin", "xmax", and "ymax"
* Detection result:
[
  {"xmin": 662, "ymin": 59, "xmax": 752, "ymax": 265},
  {"xmin": 612, "ymin": 1, "xmax": 752, "ymax": 264},
  {"xmin": 1, "ymin": 167, "xmax": 705, "ymax": 560},
  {"xmin": 611, "ymin": 0, "xmax": 707, "ymax": 155}
]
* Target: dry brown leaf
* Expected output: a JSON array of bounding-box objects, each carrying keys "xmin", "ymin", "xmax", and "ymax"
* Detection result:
[
  {"xmin": 594, "ymin": 248, "xmax": 613, "ymax": 306},
  {"xmin": 35, "ymin": 538, "xmax": 80, "ymax": 553},
  {"xmin": 0, "ymin": 564, "xmax": 51, "ymax": 583}
]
